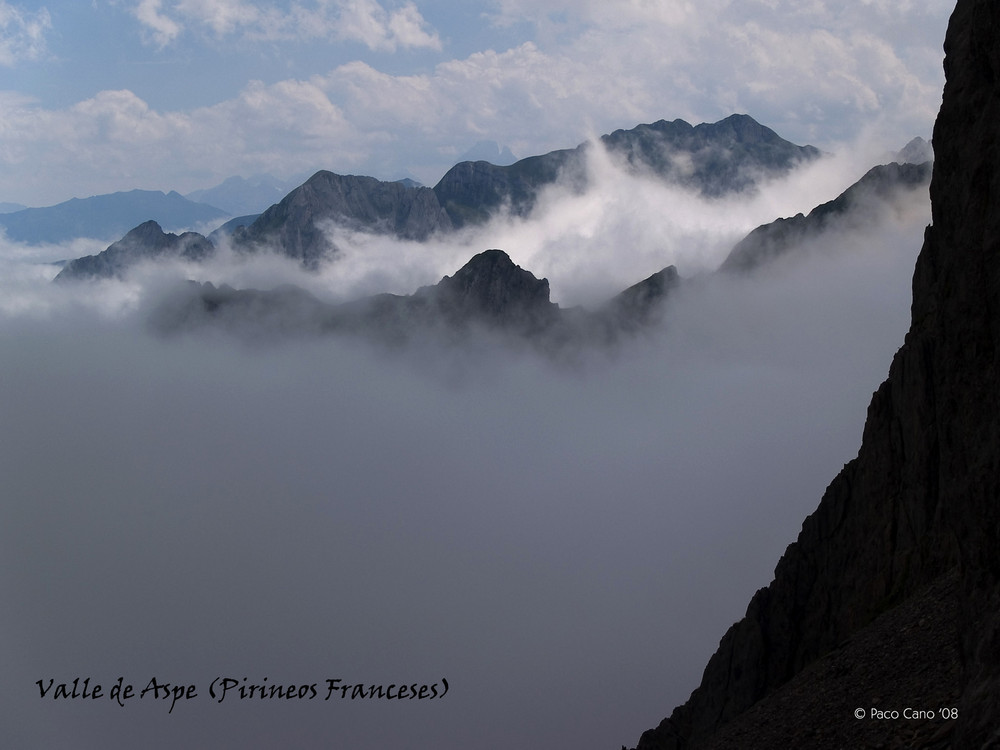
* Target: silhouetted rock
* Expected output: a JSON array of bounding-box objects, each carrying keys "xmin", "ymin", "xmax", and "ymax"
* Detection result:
[
  {"xmin": 54, "ymin": 221, "xmax": 214, "ymax": 281},
  {"xmin": 625, "ymin": 1, "xmax": 1000, "ymax": 747}
]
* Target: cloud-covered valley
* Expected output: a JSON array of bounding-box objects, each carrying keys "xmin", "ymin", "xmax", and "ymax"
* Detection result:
[{"xmin": 0, "ymin": 150, "xmax": 930, "ymax": 748}]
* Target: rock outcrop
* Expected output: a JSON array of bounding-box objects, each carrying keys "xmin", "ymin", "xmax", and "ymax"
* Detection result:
[
  {"xmin": 625, "ymin": 1, "xmax": 1000, "ymax": 747},
  {"xmin": 54, "ymin": 220, "xmax": 214, "ymax": 281}
]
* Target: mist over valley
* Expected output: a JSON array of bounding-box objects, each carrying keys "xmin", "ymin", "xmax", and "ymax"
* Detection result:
[{"xmin": 0, "ymin": 118, "xmax": 933, "ymax": 748}]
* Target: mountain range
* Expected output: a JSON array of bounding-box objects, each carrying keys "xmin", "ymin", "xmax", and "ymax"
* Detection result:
[
  {"xmin": 53, "ymin": 113, "xmax": 822, "ymax": 277},
  {"xmin": 143, "ymin": 152, "xmax": 929, "ymax": 352},
  {"xmin": 148, "ymin": 247, "xmax": 684, "ymax": 353}
]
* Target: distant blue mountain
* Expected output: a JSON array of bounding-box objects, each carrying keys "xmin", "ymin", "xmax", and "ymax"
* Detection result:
[
  {"xmin": 185, "ymin": 174, "xmax": 308, "ymax": 216},
  {"xmin": 0, "ymin": 201, "xmax": 27, "ymax": 214},
  {"xmin": 458, "ymin": 140, "xmax": 518, "ymax": 166},
  {"xmin": 0, "ymin": 189, "xmax": 229, "ymax": 245}
]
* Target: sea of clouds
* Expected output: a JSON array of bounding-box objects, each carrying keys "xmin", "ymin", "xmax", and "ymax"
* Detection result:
[{"xmin": 0, "ymin": 141, "xmax": 930, "ymax": 749}]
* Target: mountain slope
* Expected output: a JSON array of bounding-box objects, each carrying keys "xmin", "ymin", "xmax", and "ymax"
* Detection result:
[
  {"xmin": 0, "ymin": 189, "xmax": 227, "ymax": 244},
  {"xmin": 231, "ymin": 171, "xmax": 453, "ymax": 268},
  {"xmin": 626, "ymin": 1, "xmax": 1000, "ymax": 746},
  {"xmin": 719, "ymin": 161, "xmax": 932, "ymax": 273}
]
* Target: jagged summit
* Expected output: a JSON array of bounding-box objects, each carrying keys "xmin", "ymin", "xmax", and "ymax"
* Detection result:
[{"xmin": 427, "ymin": 249, "xmax": 556, "ymax": 326}]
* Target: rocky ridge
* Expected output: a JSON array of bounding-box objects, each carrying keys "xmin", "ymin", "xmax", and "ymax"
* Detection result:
[
  {"xmin": 149, "ymin": 248, "xmax": 665, "ymax": 350},
  {"xmin": 720, "ymin": 161, "xmax": 932, "ymax": 274},
  {"xmin": 625, "ymin": 1, "xmax": 1000, "ymax": 747}
]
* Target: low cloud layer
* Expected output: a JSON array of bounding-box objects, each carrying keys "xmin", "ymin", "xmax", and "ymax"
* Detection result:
[{"xmin": 0, "ymin": 154, "xmax": 930, "ymax": 748}]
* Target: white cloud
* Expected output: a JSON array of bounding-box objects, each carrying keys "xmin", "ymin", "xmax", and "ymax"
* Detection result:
[
  {"xmin": 129, "ymin": 0, "xmax": 442, "ymax": 50},
  {"xmin": 0, "ymin": 2, "xmax": 51, "ymax": 66}
]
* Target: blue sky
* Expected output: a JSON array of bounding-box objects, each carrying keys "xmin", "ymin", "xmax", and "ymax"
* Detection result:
[{"xmin": 1, "ymin": 0, "xmax": 953, "ymax": 206}]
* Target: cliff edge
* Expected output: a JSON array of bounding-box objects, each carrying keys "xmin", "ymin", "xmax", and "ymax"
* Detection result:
[{"xmin": 627, "ymin": 1, "xmax": 1000, "ymax": 746}]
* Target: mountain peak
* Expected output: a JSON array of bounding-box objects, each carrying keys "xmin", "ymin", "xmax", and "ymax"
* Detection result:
[{"xmin": 429, "ymin": 249, "xmax": 557, "ymax": 329}]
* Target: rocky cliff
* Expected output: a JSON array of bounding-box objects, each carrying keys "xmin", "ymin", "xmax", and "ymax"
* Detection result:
[{"xmin": 626, "ymin": 1, "xmax": 1000, "ymax": 747}]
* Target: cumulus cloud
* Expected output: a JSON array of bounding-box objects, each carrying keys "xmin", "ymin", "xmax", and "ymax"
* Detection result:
[
  {"xmin": 129, "ymin": 0, "xmax": 442, "ymax": 50},
  {"xmin": 0, "ymin": 1, "xmax": 51, "ymax": 66},
  {"xmin": 0, "ymin": 1, "xmax": 947, "ymax": 208}
]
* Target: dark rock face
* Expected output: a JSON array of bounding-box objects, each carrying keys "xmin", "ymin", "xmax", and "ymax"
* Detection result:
[
  {"xmin": 626, "ymin": 1, "xmax": 1000, "ymax": 747},
  {"xmin": 421, "ymin": 248, "xmax": 558, "ymax": 331},
  {"xmin": 720, "ymin": 161, "xmax": 932, "ymax": 273},
  {"xmin": 54, "ymin": 220, "xmax": 214, "ymax": 281},
  {"xmin": 232, "ymin": 171, "xmax": 454, "ymax": 267}
]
